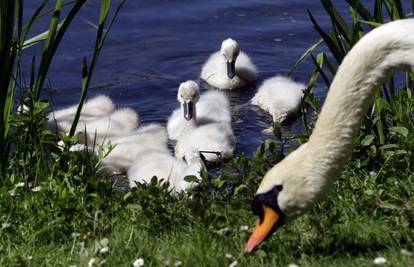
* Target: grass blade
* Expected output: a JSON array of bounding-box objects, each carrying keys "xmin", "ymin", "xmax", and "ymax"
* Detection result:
[
  {"xmin": 311, "ymin": 53, "xmax": 331, "ymax": 89},
  {"xmin": 288, "ymin": 39, "xmax": 323, "ymax": 76},
  {"xmin": 308, "ymin": 9, "xmax": 344, "ymax": 64},
  {"xmin": 69, "ymin": 0, "xmax": 126, "ymax": 137},
  {"xmin": 21, "ymin": 0, "xmax": 50, "ymax": 42},
  {"xmin": 321, "ymin": 0, "xmax": 352, "ymax": 44},
  {"xmin": 69, "ymin": 58, "xmax": 89, "ymax": 137},
  {"xmin": 99, "ymin": 0, "xmax": 111, "ymax": 25},
  {"xmin": 22, "ymin": 21, "xmax": 65, "ymax": 49},
  {"xmin": 0, "ymin": 0, "xmax": 17, "ymax": 175},
  {"xmin": 350, "ymin": 8, "xmax": 364, "ymax": 45},
  {"xmin": 358, "ymin": 20, "xmax": 382, "ymax": 28},
  {"xmin": 33, "ymin": 0, "xmax": 87, "ymax": 101},
  {"xmin": 44, "ymin": 0, "xmax": 62, "ymax": 51},
  {"xmin": 384, "ymin": 0, "xmax": 404, "ymax": 19},
  {"xmin": 374, "ymin": 0, "xmax": 384, "ymax": 23},
  {"xmin": 345, "ymin": 0, "xmax": 375, "ymax": 28}
]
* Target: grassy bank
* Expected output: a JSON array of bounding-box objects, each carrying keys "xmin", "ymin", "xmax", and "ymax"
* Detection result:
[{"xmin": 1, "ymin": 0, "xmax": 414, "ymax": 266}]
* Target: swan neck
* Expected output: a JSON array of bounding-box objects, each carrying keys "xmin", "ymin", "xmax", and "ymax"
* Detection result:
[{"xmin": 304, "ymin": 20, "xmax": 414, "ymax": 186}]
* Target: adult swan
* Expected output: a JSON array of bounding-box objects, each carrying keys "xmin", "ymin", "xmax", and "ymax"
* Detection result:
[{"xmin": 245, "ymin": 19, "xmax": 414, "ymax": 253}]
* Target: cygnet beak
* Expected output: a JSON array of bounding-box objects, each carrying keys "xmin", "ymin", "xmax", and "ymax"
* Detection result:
[
  {"xmin": 226, "ymin": 60, "xmax": 236, "ymax": 79},
  {"xmin": 183, "ymin": 101, "xmax": 194, "ymax": 121}
]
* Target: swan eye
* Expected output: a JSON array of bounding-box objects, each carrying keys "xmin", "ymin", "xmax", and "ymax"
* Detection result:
[{"xmin": 274, "ymin": 185, "xmax": 283, "ymax": 192}]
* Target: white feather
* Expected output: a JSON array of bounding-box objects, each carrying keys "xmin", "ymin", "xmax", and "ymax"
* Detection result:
[
  {"xmin": 48, "ymin": 95, "xmax": 115, "ymax": 131},
  {"xmin": 251, "ymin": 76, "xmax": 304, "ymax": 124},
  {"xmin": 201, "ymin": 38, "xmax": 257, "ymax": 89},
  {"xmin": 167, "ymin": 90, "xmax": 231, "ymax": 140},
  {"xmin": 167, "ymin": 81, "xmax": 236, "ymax": 162},
  {"xmin": 100, "ymin": 124, "xmax": 168, "ymax": 175},
  {"xmin": 127, "ymin": 149, "xmax": 204, "ymax": 192}
]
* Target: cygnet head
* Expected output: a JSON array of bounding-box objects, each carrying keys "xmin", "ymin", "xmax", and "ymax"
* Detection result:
[
  {"xmin": 220, "ymin": 38, "xmax": 240, "ymax": 79},
  {"xmin": 177, "ymin": 80, "xmax": 200, "ymax": 121}
]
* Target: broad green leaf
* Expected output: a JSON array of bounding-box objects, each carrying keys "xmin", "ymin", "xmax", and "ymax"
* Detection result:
[
  {"xmin": 389, "ymin": 126, "xmax": 409, "ymax": 137},
  {"xmin": 184, "ymin": 175, "xmax": 198, "ymax": 183},
  {"xmin": 361, "ymin": 135, "xmax": 375, "ymax": 146},
  {"xmin": 379, "ymin": 144, "xmax": 399, "ymax": 150}
]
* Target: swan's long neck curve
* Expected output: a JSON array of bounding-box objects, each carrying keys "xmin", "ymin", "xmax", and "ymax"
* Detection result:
[{"xmin": 301, "ymin": 19, "xmax": 414, "ymax": 189}]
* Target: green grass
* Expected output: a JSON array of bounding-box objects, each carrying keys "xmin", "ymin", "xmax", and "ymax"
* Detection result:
[
  {"xmin": 1, "ymin": 0, "xmax": 414, "ymax": 266},
  {"xmin": 1, "ymin": 163, "xmax": 413, "ymax": 266}
]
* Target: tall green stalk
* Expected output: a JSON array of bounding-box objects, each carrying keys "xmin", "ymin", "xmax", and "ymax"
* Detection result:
[{"xmin": 0, "ymin": 0, "xmax": 17, "ymax": 177}]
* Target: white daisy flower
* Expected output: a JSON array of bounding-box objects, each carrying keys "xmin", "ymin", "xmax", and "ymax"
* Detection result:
[
  {"xmin": 71, "ymin": 232, "xmax": 80, "ymax": 238},
  {"xmin": 133, "ymin": 258, "xmax": 144, "ymax": 267},
  {"xmin": 239, "ymin": 225, "xmax": 249, "ymax": 231},
  {"xmin": 215, "ymin": 227, "xmax": 229, "ymax": 235},
  {"xmin": 99, "ymin": 247, "xmax": 109, "ymax": 254},
  {"xmin": 88, "ymin": 258, "xmax": 96, "ymax": 267},
  {"xmin": 373, "ymin": 256, "xmax": 387, "ymax": 265},
  {"xmin": 401, "ymin": 249, "xmax": 412, "ymax": 256},
  {"xmin": 31, "ymin": 186, "xmax": 41, "ymax": 192}
]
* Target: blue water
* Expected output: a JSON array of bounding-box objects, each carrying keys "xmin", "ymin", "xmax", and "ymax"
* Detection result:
[{"xmin": 24, "ymin": 0, "xmax": 353, "ymax": 155}]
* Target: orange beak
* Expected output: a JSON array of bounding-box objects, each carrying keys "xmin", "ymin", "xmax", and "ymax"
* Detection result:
[{"xmin": 244, "ymin": 205, "xmax": 280, "ymax": 253}]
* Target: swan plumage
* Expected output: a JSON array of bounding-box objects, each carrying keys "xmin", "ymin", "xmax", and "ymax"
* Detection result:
[
  {"xmin": 168, "ymin": 81, "xmax": 236, "ymax": 162},
  {"xmin": 63, "ymin": 108, "xmax": 139, "ymax": 145},
  {"xmin": 167, "ymin": 88, "xmax": 231, "ymax": 140},
  {"xmin": 251, "ymin": 76, "xmax": 304, "ymax": 124},
  {"xmin": 174, "ymin": 122, "xmax": 236, "ymax": 161},
  {"xmin": 48, "ymin": 95, "xmax": 115, "ymax": 131},
  {"xmin": 48, "ymin": 95, "xmax": 139, "ymax": 145},
  {"xmin": 128, "ymin": 149, "xmax": 204, "ymax": 192},
  {"xmin": 100, "ymin": 124, "xmax": 169, "ymax": 175},
  {"xmin": 245, "ymin": 19, "xmax": 414, "ymax": 253},
  {"xmin": 201, "ymin": 38, "xmax": 258, "ymax": 89}
]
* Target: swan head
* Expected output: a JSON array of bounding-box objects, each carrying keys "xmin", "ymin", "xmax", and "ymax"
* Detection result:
[
  {"xmin": 220, "ymin": 38, "xmax": 240, "ymax": 79},
  {"xmin": 245, "ymin": 144, "xmax": 323, "ymax": 253},
  {"xmin": 178, "ymin": 80, "xmax": 200, "ymax": 121}
]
